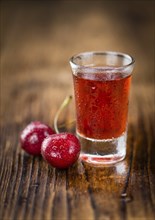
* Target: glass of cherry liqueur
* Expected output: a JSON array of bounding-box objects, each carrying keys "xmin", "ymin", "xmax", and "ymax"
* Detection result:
[{"xmin": 69, "ymin": 51, "xmax": 135, "ymax": 164}]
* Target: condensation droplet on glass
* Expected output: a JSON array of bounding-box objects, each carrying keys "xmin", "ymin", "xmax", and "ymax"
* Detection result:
[{"xmin": 92, "ymin": 86, "xmax": 96, "ymax": 90}]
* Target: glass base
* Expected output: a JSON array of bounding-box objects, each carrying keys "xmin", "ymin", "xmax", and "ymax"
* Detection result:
[{"xmin": 77, "ymin": 131, "xmax": 127, "ymax": 165}]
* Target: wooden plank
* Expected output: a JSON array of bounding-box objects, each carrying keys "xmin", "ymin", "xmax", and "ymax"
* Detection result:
[
  {"xmin": 67, "ymin": 162, "xmax": 95, "ymax": 220},
  {"xmin": 126, "ymin": 87, "xmax": 155, "ymax": 219}
]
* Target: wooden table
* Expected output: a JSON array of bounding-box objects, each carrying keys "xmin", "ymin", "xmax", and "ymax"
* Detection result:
[{"xmin": 1, "ymin": 1, "xmax": 154, "ymax": 220}]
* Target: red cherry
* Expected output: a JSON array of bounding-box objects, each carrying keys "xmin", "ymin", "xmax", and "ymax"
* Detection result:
[
  {"xmin": 41, "ymin": 133, "xmax": 81, "ymax": 169},
  {"xmin": 20, "ymin": 121, "xmax": 55, "ymax": 155}
]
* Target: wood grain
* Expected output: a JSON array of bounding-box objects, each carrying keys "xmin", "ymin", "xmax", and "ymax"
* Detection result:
[{"xmin": 0, "ymin": 1, "xmax": 155, "ymax": 220}]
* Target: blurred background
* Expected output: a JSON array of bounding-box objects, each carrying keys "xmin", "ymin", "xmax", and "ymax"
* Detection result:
[{"xmin": 1, "ymin": 0, "xmax": 154, "ymax": 124}]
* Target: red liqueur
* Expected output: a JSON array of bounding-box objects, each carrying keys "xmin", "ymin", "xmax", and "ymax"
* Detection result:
[{"xmin": 73, "ymin": 72, "xmax": 131, "ymax": 140}]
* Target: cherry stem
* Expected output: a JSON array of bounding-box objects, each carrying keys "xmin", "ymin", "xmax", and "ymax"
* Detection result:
[{"xmin": 54, "ymin": 95, "xmax": 72, "ymax": 134}]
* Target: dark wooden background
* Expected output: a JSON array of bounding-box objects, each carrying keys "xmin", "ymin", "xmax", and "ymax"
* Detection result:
[{"xmin": 0, "ymin": 1, "xmax": 155, "ymax": 220}]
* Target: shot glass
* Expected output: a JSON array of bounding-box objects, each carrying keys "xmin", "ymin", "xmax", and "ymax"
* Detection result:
[{"xmin": 69, "ymin": 51, "xmax": 135, "ymax": 164}]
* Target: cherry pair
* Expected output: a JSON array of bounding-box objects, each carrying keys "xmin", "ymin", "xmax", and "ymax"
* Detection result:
[{"xmin": 20, "ymin": 121, "xmax": 81, "ymax": 169}]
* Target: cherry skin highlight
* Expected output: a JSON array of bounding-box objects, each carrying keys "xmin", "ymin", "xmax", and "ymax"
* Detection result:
[
  {"xmin": 41, "ymin": 133, "xmax": 81, "ymax": 169},
  {"xmin": 20, "ymin": 121, "xmax": 55, "ymax": 155}
]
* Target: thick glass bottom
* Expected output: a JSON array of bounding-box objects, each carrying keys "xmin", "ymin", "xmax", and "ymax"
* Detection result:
[{"xmin": 77, "ymin": 131, "xmax": 127, "ymax": 165}]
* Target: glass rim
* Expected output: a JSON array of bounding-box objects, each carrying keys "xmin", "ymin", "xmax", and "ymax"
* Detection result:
[{"xmin": 69, "ymin": 51, "xmax": 135, "ymax": 71}]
